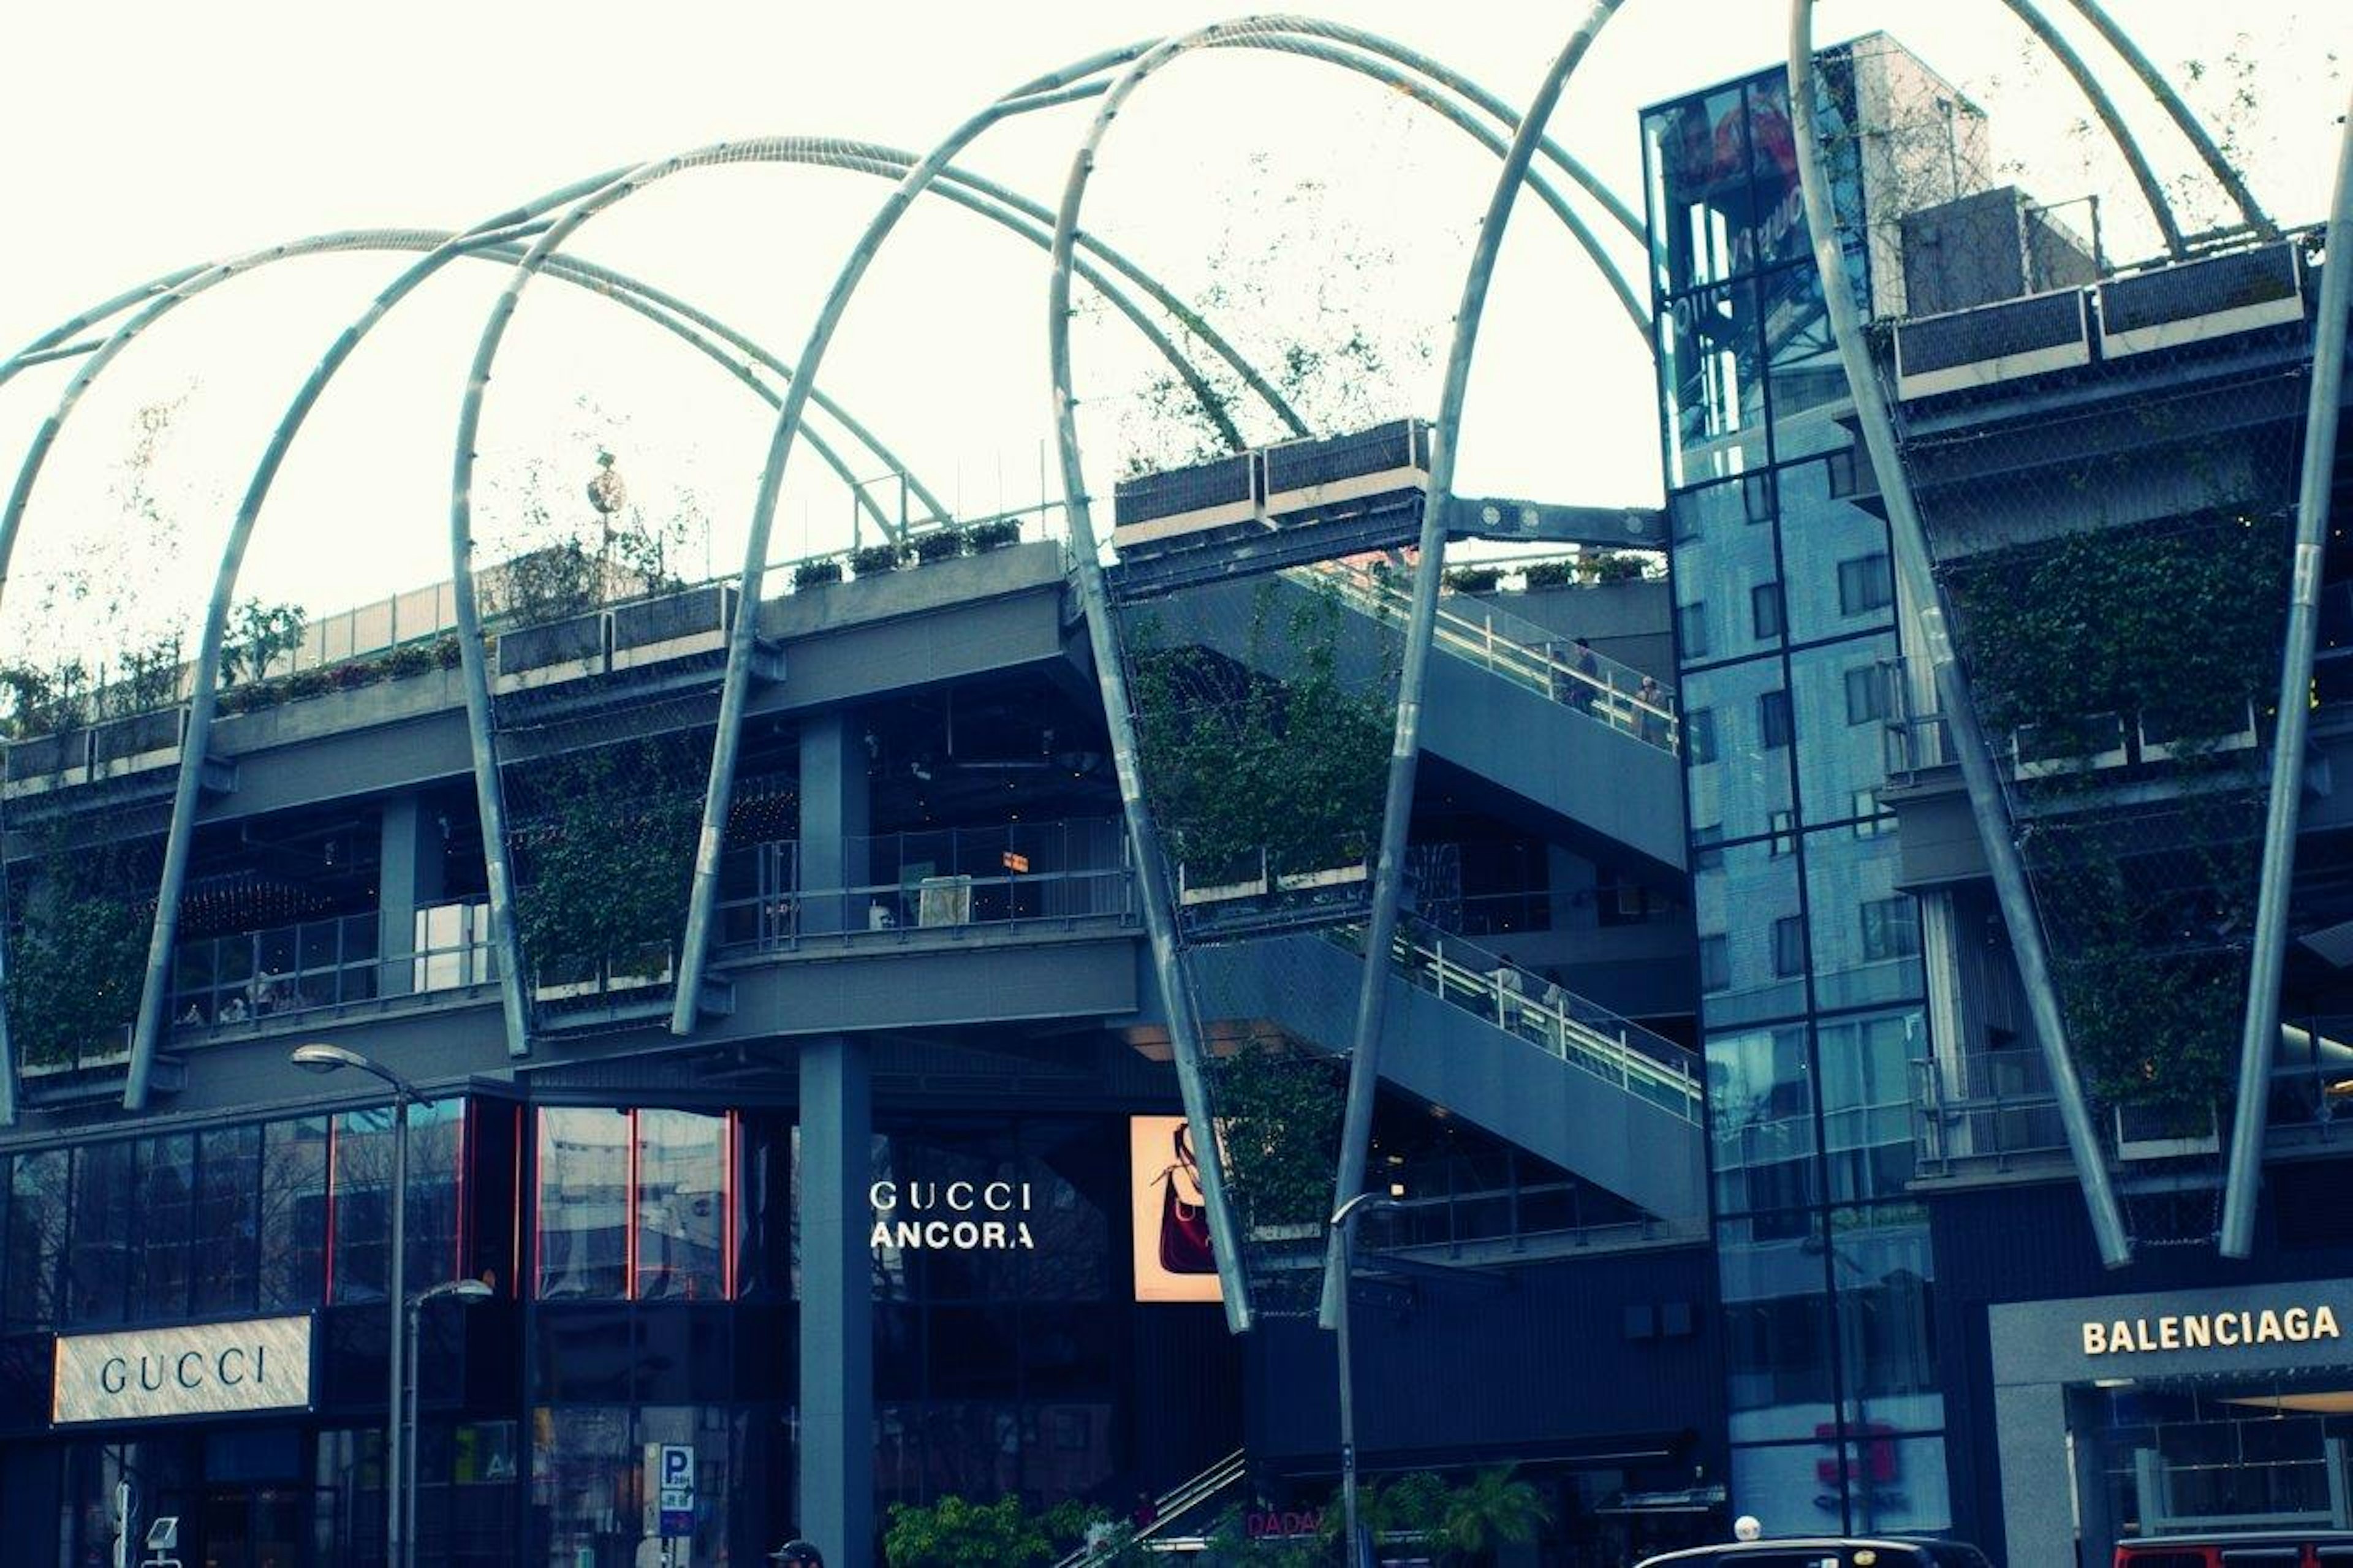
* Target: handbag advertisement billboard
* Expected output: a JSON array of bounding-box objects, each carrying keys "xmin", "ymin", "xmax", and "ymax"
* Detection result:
[{"xmin": 1130, "ymin": 1115, "xmax": 1222, "ymax": 1304}]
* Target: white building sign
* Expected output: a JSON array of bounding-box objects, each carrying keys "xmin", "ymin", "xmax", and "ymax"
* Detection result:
[{"xmin": 53, "ymin": 1316, "xmax": 313, "ymax": 1426}]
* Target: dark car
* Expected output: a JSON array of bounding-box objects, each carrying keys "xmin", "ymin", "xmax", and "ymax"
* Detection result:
[{"xmin": 1637, "ymin": 1537, "xmax": 1996, "ymax": 1568}]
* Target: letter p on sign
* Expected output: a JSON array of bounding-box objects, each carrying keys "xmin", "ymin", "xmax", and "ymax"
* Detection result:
[{"xmin": 662, "ymin": 1445, "xmax": 693, "ymax": 1491}]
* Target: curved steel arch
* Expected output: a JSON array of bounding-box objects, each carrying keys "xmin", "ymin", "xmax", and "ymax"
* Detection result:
[
  {"xmin": 1027, "ymin": 10, "xmax": 1686, "ymax": 1331},
  {"xmin": 1786, "ymin": 0, "xmax": 2131, "ymax": 1263},
  {"xmin": 7, "ymin": 124, "xmax": 1329, "ymax": 1114},
  {"xmin": 2221, "ymin": 88, "xmax": 2351, "ymax": 1254},
  {"xmin": 110, "ymin": 232, "xmax": 975, "ymax": 1113},
  {"xmin": 665, "ymin": 13, "xmax": 1675, "ymax": 1031},
  {"xmin": 2055, "ymin": 0, "xmax": 2276, "ymax": 241},
  {"xmin": 659, "ymin": 13, "xmax": 1689, "ymax": 1327}
]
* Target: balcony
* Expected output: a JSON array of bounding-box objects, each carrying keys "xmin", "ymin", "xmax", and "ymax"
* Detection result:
[
  {"xmin": 715, "ymin": 817, "xmax": 1136, "ymax": 955},
  {"xmin": 167, "ymin": 898, "xmax": 502, "ymax": 1036}
]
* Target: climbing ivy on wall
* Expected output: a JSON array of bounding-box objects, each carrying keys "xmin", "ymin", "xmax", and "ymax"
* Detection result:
[
  {"xmin": 512, "ymin": 740, "xmax": 700, "ymax": 983},
  {"xmin": 6, "ymin": 836, "xmax": 153, "ymax": 1069},
  {"xmin": 1130, "ymin": 584, "xmax": 1395, "ymax": 885},
  {"xmin": 1946, "ymin": 512, "xmax": 2290, "ymax": 1115}
]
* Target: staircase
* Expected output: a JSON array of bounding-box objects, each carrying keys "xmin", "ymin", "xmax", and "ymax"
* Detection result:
[{"xmin": 1188, "ymin": 920, "xmax": 1708, "ymax": 1229}]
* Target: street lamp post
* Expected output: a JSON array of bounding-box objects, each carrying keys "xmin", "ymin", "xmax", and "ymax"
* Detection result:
[
  {"xmin": 291, "ymin": 1043, "xmax": 418, "ymax": 1568},
  {"xmin": 405, "ymin": 1279, "xmax": 493, "ymax": 1567},
  {"xmin": 1330, "ymin": 1191, "xmax": 1400, "ymax": 1568}
]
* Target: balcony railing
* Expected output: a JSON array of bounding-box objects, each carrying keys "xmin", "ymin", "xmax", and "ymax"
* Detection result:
[
  {"xmin": 716, "ymin": 817, "xmax": 1135, "ymax": 952},
  {"xmin": 1298, "ymin": 558, "xmax": 1681, "ymax": 753},
  {"xmin": 1327, "ymin": 918, "xmax": 1703, "ymax": 1123},
  {"xmin": 168, "ymin": 898, "xmax": 500, "ymax": 1032}
]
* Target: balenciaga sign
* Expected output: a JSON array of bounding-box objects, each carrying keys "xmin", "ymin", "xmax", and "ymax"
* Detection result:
[
  {"xmin": 53, "ymin": 1316, "xmax": 314, "ymax": 1426},
  {"xmin": 2082, "ymin": 1305, "xmax": 2342, "ymax": 1356}
]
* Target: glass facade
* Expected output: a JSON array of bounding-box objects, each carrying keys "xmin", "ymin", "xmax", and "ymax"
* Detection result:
[{"xmin": 1648, "ymin": 58, "xmax": 1951, "ymax": 1535}]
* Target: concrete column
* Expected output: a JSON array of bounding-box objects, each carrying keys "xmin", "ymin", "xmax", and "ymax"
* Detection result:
[
  {"xmin": 1994, "ymin": 1379, "xmax": 2080, "ymax": 1568},
  {"xmin": 377, "ymin": 796, "xmax": 445, "ymax": 998},
  {"xmin": 799, "ymin": 712, "xmax": 872, "ymax": 936},
  {"xmin": 799, "ymin": 1032, "xmax": 873, "ymax": 1567}
]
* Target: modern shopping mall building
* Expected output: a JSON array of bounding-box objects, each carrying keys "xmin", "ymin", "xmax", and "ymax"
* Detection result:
[{"xmin": 0, "ymin": 28, "xmax": 2347, "ymax": 1568}]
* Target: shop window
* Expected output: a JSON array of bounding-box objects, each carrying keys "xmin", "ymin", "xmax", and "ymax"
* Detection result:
[
  {"xmin": 134, "ymin": 1135, "xmax": 196, "ymax": 1322},
  {"xmin": 193, "ymin": 1124, "xmax": 262, "ymax": 1316},
  {"xmin": 636, "ymin": 1109, "xmax": 732, "ymax": 1302},
  {"xmin": 66, "ymin": 1141, "xmax": 134, "ymax": 1325},
  {"xmin": 3, "ymin": 1149, "xmax": 67, "ymax": 1329},
  {"xmin": 537, "ymin": 1107, "xmax": 734, "ymax": 1302},
  {"xmin": 259, "ymin": 1117, "xmax": 329, "ymax": 1311},
  {"xmin": 333, "ymin": 1099, "xmax": 463, "ymax": 1305}
]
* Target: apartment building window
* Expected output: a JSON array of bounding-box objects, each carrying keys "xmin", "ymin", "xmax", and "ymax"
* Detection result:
[
  {"xmin": 1837, "ymin": 552, "xmax": 1894, "ymax": 617},
  {"xmin": 1759, "ymin": 689, "xmax": 1794, "ymax": 749},
  {"xmin": 1688, "ymin": 708, "xmax": 1719, "ymax": 765},
  {"xmin": 1677, "ymin": 600, "xmax": 1712, "ymax": 661},
  {"xmin": 1852, "ymin": 791, "xmax": 1893, "ymax": 836},
  {"xmin": 1768, "ymin": 810, "xmax": 1797, "ymax": 859},
  {"xmin": 1861, "ymin": 897, "xmax": 1922, "ymax": 962},
  {"xmin": 1751, "ymin": 581, "xmax": 1786, "ymax": 640},
  {"xmin": 1844, "ymin": 665, "xmax": 1888, "ymax": 725},
  {"xmin": 1742, "ymin": 470, "xmax": 1775, "ymax": 523},
  {"xmin": 1771, "ymin": 916, "xmax": 1807, "ymax": 977},
  {"xmin": 1700, "ymin": 935, "xmax": 1730, "ymax": 993},
  {"xmin": 1826, "ymin": 447, "xmax": 1859, "ymax": 498},
  {"xmin": 1692, "ymin": 824, "xmax": 1726, "ymax": 871}
]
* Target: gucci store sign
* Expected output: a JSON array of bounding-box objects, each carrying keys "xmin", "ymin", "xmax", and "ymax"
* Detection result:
[{"xmin": 53, "ymin": 1316, "xmax": 313, "ymax": 1426}]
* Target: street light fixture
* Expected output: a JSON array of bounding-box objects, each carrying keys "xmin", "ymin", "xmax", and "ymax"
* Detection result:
[
  {"xmin": 405, "ymin": 1279, "xmax": 493, "ymax": 1568},
  {"xmin": 1330, "ymin": 1191, "xmax": 1401, "ymax": 1568},
  {"xmin": 291, "ymin": 1043, "xmax": 420, "ymax": 1568}
]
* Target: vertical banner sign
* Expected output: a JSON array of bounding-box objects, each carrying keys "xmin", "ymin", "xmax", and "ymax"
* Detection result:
[
  {"xmin": 1131, "ymin": 1115, "xmax": 1223, "ymax": 1304},
  {"xmin": 658, "ymin": 1444, "xmax": 695, "ymax": 1537}
]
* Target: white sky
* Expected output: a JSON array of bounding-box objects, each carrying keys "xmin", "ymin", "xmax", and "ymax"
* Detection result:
[{"xmin": 0, "ymin": 0, "xmax": 2341, "ymax": 670}]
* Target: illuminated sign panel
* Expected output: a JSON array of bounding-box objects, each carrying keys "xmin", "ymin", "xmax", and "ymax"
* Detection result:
[{"xmin": 1131, "ymin": 1115, "xmax": 1222, "ymax": 1304}]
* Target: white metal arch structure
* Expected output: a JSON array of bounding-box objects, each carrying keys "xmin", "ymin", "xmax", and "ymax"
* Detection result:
[
  {"xmin": 0, "ymin": 228, "xmax": 914, "ymax": 1118},
  {"xmin": 106, "ymin": 230, "xmax": 988, "ymax": 1115},
  {"xmin": 1315, "ymin": 0, "xmax": 1633, "ymax": 1328},
  {"xmin": 663, "ymin": 12, "xmax": 1684, "ymax": 1328},
  {"xmin": 2221, "ymin": 91, "xmax": 2352, "ymax": 1256},
  {"xmin": 1785, "ymin": 0, "xmax": 2132, "ymax": 1264},
  {"xmin": 1025, "ymin": 11, "xmax": 1705, "ymax": 1329},
  {"xmin": 2, "ymin": 119, "xmax": 1344, "ymax": 1115}
]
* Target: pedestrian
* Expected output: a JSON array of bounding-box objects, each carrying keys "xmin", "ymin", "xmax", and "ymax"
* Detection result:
[
  {"xmin": 1636, "ymin": 675, "xmax": 1667, "ymax": 746},
  {"xmin": 1569, "ymin": 637, "xmax": 1600, "ymax": 714},
  {"xmin": 769, "ymin": 1540, "xmax": 822, "ymax": 1567}
]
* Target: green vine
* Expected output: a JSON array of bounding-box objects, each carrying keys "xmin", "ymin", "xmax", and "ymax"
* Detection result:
[
  {"xmin": 1946, "ymin": 512, "xmax": 2289, "ymax": 1113},
  {"xmin": 6, "ymin": 835, "xmax": 153, "ymax": 1069},
  {"xmin": 1208, "ymin": 1039, "xmax": 1345, "ymax": 1232},
  {"xmin": 1131, "ymin": 585, "xmax": 1394, "ymax": 884},
  {"xmin": 512, "ymin": 741, "xmax": 699, "ymax": 982}
]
